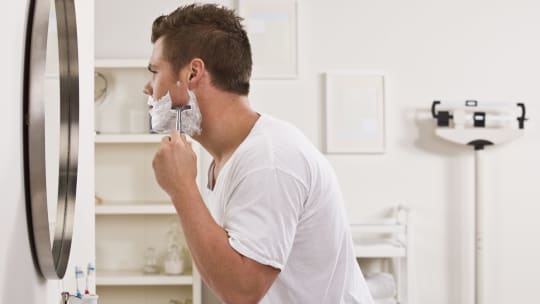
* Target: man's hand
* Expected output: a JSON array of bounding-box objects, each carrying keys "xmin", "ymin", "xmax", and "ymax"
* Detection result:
[{"xmin": 152, "ymin": 131, "xmax": 197, "ymax": 200}]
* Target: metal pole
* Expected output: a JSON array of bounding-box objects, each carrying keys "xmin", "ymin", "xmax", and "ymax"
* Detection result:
[{"xmin": 475, "ymin": 149, "xmax": 484, "ymax": 304}]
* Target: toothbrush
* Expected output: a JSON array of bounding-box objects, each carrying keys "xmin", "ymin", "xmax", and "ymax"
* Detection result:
[
  {"xmin": 85, "ymin": 263, "xmax": 95, "ymax": 295},
  {"xmin": 75, "ymin": 266, "xmax": 84, "ymax": 298}
]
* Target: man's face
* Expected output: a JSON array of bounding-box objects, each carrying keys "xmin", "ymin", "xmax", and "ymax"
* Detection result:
[{"xmin": 143, "ymin": 37, "xmax": 187, "ymax": 107}]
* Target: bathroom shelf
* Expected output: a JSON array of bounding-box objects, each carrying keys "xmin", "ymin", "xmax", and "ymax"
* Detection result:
[
  {"xmin": 353, "ymin": 239, "xmax": 406, "ymax": 258},
  {"xmin": 95, "ymin": 134, "xmax": 197, "ymax": 144},
  {"xmin": 95, "ymin": 202, "xmax": 176, "ymax": 215},
  {"xmin": 96, "ymin": 270, "xmax": 193, "ymax": 286},
  {"xmin": 94, "ymin": 55, "xmax": 203, "ymax": 304},
  {"xmin": 95, "ymin": 134, "xmax": 164, "ymax": 144},
  {"xmin": 351, "ymin": 223, "xmax": 407, "ymax": 257},
  {"xmin": 95, "ymin": 59, "xmax": 148, "ymax": 68},
  {"xmin": 350, "ymin": 205, "xmax": 413, "ymax": 304},
  {"xmin": 350, "ymin": 224, "xmax": 406, "ymax": 234}
]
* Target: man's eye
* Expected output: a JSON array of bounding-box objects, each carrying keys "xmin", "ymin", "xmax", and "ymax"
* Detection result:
[{"xmin": 147, "ymin": 65, "xmax": 158, "ymax": 74}]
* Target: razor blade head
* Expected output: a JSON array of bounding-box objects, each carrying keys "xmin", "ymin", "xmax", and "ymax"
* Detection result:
[
  {"xmin": 172, "ymin": 104, "xmax": 191, "ymax": 111},
  {"xmin": 174, "ymin": 105, "xmax": 193, "ymax": 133}
]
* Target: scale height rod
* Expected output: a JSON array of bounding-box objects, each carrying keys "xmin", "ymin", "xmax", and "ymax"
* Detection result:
[{"xmin": 475, "ymin": 149, "xmax": 485, "ymax": 304}]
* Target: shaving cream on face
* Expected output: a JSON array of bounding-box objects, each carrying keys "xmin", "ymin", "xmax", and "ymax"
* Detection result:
[{"xmin": 147, "ymin": 89, "xmax": 202, "ymax": 136}]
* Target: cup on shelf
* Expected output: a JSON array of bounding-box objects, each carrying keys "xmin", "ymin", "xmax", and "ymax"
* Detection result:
[
  {"xmin": 142, "ymin": 247, "xmax": 159, "ymax": 274},
  {"xmin": 61, "ymin": 293, "xmax": 99, "ymax": 304}
]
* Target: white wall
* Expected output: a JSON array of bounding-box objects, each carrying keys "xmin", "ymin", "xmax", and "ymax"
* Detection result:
[
  {"xmin": 0, "ymin": 1, "xmax": 47, "ymax": 303},
  {"xmin": 249, "ymin": 1, "xmax": 540, "ymax": 303},
  {"xmin": 252, "ymin": 0, "xmax": 540, "ymax": 303},
  {"xmin": 93, "ymin": 0, "xmax": 540, "ymax": 303},
  {"xmin": 0, "ymin": 0, "xmax": 94, "ymax": 303}
]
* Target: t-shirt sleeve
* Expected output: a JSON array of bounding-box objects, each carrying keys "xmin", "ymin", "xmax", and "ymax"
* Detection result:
[{"xmin": 223, "ymin": 168, "xmax": 306, "ymax": 270}]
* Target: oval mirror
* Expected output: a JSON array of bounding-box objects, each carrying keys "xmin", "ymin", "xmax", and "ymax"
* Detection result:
[
  {"xmin": 45, "ymin": 0, "xmax": 61, "ymax": 250},
  {"xmin": 24, "ymin": 0, "xmax": 79, "ymax": 279}
]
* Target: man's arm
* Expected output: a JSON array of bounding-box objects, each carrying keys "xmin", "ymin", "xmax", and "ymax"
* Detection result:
[
  {"xmin": 152, "ymin": 132, "xmax": 279, "ymax": 303},
  {"xmin": 171, "ymin": 182, "xmax": 280, "ymax": 304}
]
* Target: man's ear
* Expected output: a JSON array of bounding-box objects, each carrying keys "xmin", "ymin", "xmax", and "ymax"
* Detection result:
[{"xmin": 187, "ymin": 58, "xmax": 205, "ymax": 85}]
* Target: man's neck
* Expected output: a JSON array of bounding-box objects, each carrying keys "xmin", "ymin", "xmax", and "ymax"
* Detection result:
[{"xmin": 194, "ymin": 92, "xmax": 260, "ymax": 165}]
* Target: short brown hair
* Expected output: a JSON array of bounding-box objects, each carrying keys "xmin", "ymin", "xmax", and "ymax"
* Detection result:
[{"xmin": 151, "ymin": 4, "xmax": 252, "ymax": 95}]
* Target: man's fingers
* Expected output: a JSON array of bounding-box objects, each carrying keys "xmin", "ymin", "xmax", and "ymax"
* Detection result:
[
  {"xmin": 163, "ymin": 131, "xmax": 191, "ymax": 148},
  {"xmin": 161, "ymin": 135, "xmax": 171, "ymax": 143},
  {"xmin": 170, "ymin": 130, "xmax": 181, "ymax": 142}
]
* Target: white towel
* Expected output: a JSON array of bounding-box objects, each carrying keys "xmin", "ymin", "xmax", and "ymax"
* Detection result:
[
  {"xmin": 374, "ymin": 298, "xmax": 397, "ymax": 304},
  {"xmin": 364, "ymin": 272, "xmax": 397, "ymax": 299}
]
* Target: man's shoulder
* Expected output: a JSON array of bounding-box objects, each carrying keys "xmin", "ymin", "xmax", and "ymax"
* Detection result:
[
  {"xmin": 239, "ymin": 118, "xmax": 315, "ymax": 165},
  {"xmin": 226, "ymin": 114, "xmax": 325, "ymax": 180}
]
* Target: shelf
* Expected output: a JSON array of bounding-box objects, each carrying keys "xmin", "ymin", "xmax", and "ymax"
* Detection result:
[
  {"xmin": 94, "ymin": 54, "xmax": 203, "ymax": 304},
  {"xmin": 350, "ymin": 224, "xmax": 405, "ymax": 234},
  {"xmin": 95, "ymin": 59, "xmax": 148, "ymax": 68},
  {"xmin": 95, "ymin": 134, "xmax": 198, "ymax": 144},
  {"xmin": 95, "ymin": 202, "xmax": 176, "ymax": 215},
  {"xmin": 95, "ymin": 134, "xmax": 164, "ymax": 143},
  {"xmin": 97, "ymin": 270, "xmax": 193, "ymax": 286},
  {"xmin": 353, "ymin": 239, "xmax": 406, "ymax": 258}
]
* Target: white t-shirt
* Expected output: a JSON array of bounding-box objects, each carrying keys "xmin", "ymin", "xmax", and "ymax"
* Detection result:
[{"xmin": 204, "ymin": 114, "xmax": 374, "ymax": 304}]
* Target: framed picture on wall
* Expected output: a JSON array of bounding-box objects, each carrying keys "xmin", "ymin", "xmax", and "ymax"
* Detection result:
[
  {"xmin": 324, "ymin": 72, "xmax": 386, "ymax": 154},
  {"xmin": 237, "ymin": 0, "xmax": 298, "ymax": 79}
]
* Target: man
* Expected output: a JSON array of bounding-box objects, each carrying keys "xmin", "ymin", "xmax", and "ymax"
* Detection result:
[{"xmin": 146, "ymin": 4, "xmax": 374, "ymax": 303}]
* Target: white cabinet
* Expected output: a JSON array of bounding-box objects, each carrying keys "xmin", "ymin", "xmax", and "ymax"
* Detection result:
[
  {"xmin": 94, "ymin": 63, "xmax": 202, "ymax": 304},
  {"xmin": 351, "ymin": 205, "xmax": 413, "ymax": 304}
]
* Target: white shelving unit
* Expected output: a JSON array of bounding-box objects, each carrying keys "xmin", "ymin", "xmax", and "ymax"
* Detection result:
[
  {"xmin": 351, "ymin": 205, "xmax": 413, "ymax": 304},
  {"xmin": 94, "ymin": 62, "xmax": 203, "ymax": 304},
  {"xmin": 95, "ymin": 59, "xmax": 147, "ymax": 68},
  {"xmin": 354, "ymin": 238, "xmax": 407, "ymax": 258},
  {"xmin": 96, "ymin": 134, "xmax": 165, "ymax": 144},
  {"xmin": 97, "ymin": 270, "xmax": 194, "ymax": 286},
  {"xmin": 95, "ymin": 202, "xmax": 176, "ymax": 215}
]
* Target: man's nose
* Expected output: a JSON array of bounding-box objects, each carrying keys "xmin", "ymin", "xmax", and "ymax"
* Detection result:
[{"xmin": 143, "ymin": 80, "xmax": 152, "ymax": 96}]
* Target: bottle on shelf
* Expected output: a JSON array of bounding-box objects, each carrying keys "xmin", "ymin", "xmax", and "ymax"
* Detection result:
[
  {"xmin": 164, "ymin": 243, "xmax": 184, "ymax": 275},
  {"xmin": 164, "ymin": 221, "xmax": 185, "ymax": 275}
]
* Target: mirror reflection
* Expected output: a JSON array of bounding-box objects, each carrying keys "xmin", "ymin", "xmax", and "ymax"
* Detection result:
[{"xmin": 44, "ymin": 0, "xmax": 60, "ymax": 248}]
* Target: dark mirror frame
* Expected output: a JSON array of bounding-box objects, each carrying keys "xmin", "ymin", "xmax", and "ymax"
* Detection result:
[{"xmin": 23, "ymin": 0, "xmax": 79, "ymax": 279}]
